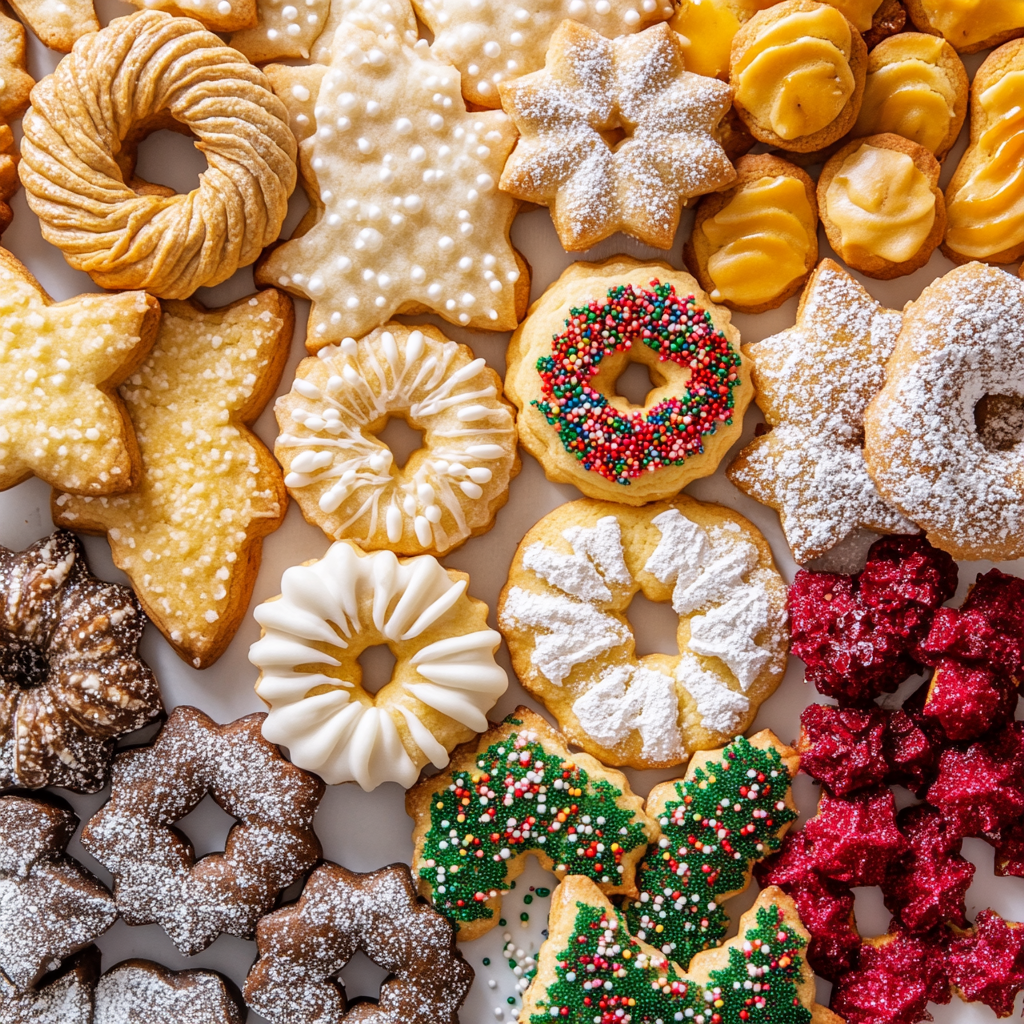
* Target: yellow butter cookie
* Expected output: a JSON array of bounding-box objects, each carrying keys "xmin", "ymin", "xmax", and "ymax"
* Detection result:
[{"xmin": 905, "ymin": 0, "xmax": 1024, "ymax": 53}]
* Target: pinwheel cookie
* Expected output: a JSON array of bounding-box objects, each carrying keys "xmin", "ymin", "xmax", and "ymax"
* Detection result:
[{"xmin": 499, "ymin": 20, "xmax": 735, "ymax": 251}]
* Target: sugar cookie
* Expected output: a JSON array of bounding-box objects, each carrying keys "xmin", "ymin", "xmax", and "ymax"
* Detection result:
[
  {"xmin": 505, "ymin": 257, "xmax": 751, "ymax": 504},
  {"xmin": 497, "ymin": 497, "xmax": 788, "ymax": 769},
  {"xmin": 53, "ymin": 290, "xmax": 291, "ymax": 670},
  {"xmin": 498, "ymin": 20, "xmax": 735, "ymax": 252},
  {"xmin": 124, "ymin": 0, "xmax": 256, "ymax": 32},
  {"xmin": 684, "ymin": 153, "xmax": 818, "ymax": 314},
  {"xmin": 730, "ymin": 0, "xmax": 867, "ymax": 153},
  {"xmin": 275, "ymin": 323, "xmax": 518, "ymax": 556},
  {"xmin": 905, "ymin": 0, "xmax": 1024, "ymax": 52},
  {"xmin": 0, "ymin": 127, "xmax": 18, "ymax": 238},
  {"xmin": 249, "ymin": 540, "xmax": 507, "ymax": 790},
  {"xmin": 819, "ymin": 133, "xmax": 945, "ymax": 280},
  {"xmin": 0, "ymin": 11, "xmax": 33, "ymax": 123},
  {"xmin": 407, "ymin": 706, "xmax": 655, "ymax": 941},
  {"xmin": 7, "ymin": 0, "xmax": 98, "ymax": 51},
  {"xmin": 729, "ymin": 260, "xmax": 914, "ymax": 564}
]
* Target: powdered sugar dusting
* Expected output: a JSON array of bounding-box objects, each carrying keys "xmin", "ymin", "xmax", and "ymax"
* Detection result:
[
  {"xmin": 676, "ymin": 652, "xmax": 750, "ymax": 736},
  {"xmin": 94, "ymin": 961, "xmax": 243, "ymax": 1024}
]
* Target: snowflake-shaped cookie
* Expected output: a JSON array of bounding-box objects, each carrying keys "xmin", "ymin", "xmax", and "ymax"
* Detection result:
[
  {"xmin": 728, "ymin": 259, "xmax": 917, "ymax": 564},
  {"xmin": 499, "ymin": 19, "xmax": 735, "ymax": 251}
]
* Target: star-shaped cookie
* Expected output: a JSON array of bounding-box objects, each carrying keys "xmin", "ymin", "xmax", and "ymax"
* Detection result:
[
  {"xmin": 499, "ymin": 20, "xmax": 736, "ymax": 251},
  {"xmin": 0, "ymin": 249, "xmax": 159, "ymax": 496},
  {"xmin": 727, "ymin": 259, "xmax": 917, "ymax": 563},
  {"xmin": 257, "ymin": 20, "xmax": 528, "ymax": 350},
  {"xmin": 53, "ymin": 290, "xmax": 292, "ymax": 670}
]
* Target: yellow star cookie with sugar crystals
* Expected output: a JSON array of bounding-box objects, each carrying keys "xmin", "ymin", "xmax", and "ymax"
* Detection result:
[
  {"xmin": 53, "ymin": 290, "xmax": 292, "ymax": 670},
  {"xmin": 257, "ymin": 21, "xmax": 528, "ymax": 351},
  {"xmin": 0, "ymin": 248, "xmax": 159, "ymax": 497}
]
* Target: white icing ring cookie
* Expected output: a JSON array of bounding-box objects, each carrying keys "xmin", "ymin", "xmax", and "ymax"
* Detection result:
[
  {"xmin": 497, "ymin": 496, "xmax": 789, "ymax": 770},
  {"xmin": 249, "ymin": 540, "xmax": 507, "ymax": 790},
  {"xmin": 274, "ymin": 323, "xmax": 519, "ymax": 556}
]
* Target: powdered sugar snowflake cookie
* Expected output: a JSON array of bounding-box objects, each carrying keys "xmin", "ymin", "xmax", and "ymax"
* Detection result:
[
  {"xmin": 497, "ymin": 496, "xmax": 788, "ymax": 770},
  {"xmin": 728, "ymin": 259, "xmax": 917, "ymax": 564},
  {"xmin": 498, "ymin": 20, "xmax": 735, "ymax": 251}
]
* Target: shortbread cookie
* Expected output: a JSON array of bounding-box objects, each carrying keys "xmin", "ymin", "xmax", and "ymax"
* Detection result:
[
  {"xmin": 407, "ymin": 707, "xmax": 655, "ymax": 940},
  {"xmin": 0, "ymin": 11, "xmax": 33, "ymax": 122},
  {"xmin": 905, "ymin": 0, "xmax": 1024, "ymax": 52},
  {"xmin": 852, "ymin": 33, "xmax": 968, "ymax": 161},
  {"xmin": 943, "ymin": 40, "xmax": 1024, "ymax": 264},
  {"xmin": 94, "ymin": 960, "xmax": 244, "ymax": 1024},
  {"xmin": 7, "ymin": 0, "xmax": 98, "ymax": 51},
  {"xmin": 249, "ymin": 540, "xmax": 507, "ymax": 789},
  {"xmin": 819, "ymin": 134, "xmax": 946, "ymax": 280},
  {"xmin": 258, "ymin": 19, "xmax": 527, "ymax": 350},
  {"xmin": 499, "ymin": 20, "xmax": 735, "ymax": 252},
  {"xmin": 53, "ymin": 290, "xmax": 291, "ymax": 670},
  {"xmin": 0, "ymin": 795, "xmax": 116, "ymax": 991},
  {"xmin": 728, "ymin": 260, "xmax": 914, "ymax": 564},
  {"xmin": 125, "ymin": 0, "xmax": 256, "ymax": 32},
  {"xmin": 497, "ymin": 497, "xmax": 788, "ymax": 769},
  {"xmin": 730, "ymin": 0, "xmax": 868, "ymax": 153},
  {"xmin": 81, "ymin": 707, "xmax": 323, "ymax": 957},
  {"xmin": 684, "ymin": 153, "xmax": 818, "ymax": 314},
  {"xmin": 864, "ymin": 263, "xmax": 1024, "ymax": 561},
  {"xmin": 0, "ymin": 948, "xmax": 96, "ymax": 1024},
  {"xmin": 245, "ymin": 862, "xmax": 473, "ymax": 1024},
  {"xmin": 20, "ymin": 12, "xmax": 296, "ymax": 299},
  {"xmin": 0, "ymin": 249, "xmax": 158, "ymax": 496},
  {"xmin": 275, "ymin": 323, "xmax": 519, "ymax": 556},
  {"xmin": 505, "ymin": 257, "xmax": 752, "ymax": 504},
  {"xmin": 0, "ymin": 530, "xmax": 161, "ymax": 794}
]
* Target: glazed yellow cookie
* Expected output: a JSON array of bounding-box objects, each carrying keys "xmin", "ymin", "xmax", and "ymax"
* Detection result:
[
  {"xmin": 943, "ymin": 40, "xmax": 1024, "ymax": 265},
  {"xmin": 53, "ymin": 291, "xmax": 292, "ymax": 669},
  {"xmin": 852, "ymin": 33, "xmax": 968, "ymax": 161},
  {"xmin": 684, "ymin": 153, "xmax": 818, "ymax": 314},
  {"xmin": 730, "ymin": 0, "xmax": 867, "ymax": 153},
  {"xmin": 505, "ymin": 257, "xmax": 752, "ymax": 505},
  {"xmin": 497, "ymin": 497, "xmax": 788, "ymax": 770},
  {"xmin": 819, "ymin": 133, "xmax": 946, "ymax": 280},
  {"xmin": 905, "ymin": 0, "xmax": 1024, "ymax": 53}
]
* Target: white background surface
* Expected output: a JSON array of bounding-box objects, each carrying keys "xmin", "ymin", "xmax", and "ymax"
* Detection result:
[{"xmin": 5, "ymin": 5, "xmax": 1024, "ymax": 1020}]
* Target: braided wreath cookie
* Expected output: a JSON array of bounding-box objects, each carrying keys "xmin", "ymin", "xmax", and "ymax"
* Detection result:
[
  {"xmin": 274, "ymin": 323, "xmax": 519, "ymax": 557},
  {"xmin": 497, "ymin": 496, "xmax": 788, "ymax": 769},
  {"xmin": 504, "ymin": 256, "xmax": 752, "ymax": 504},
  {"xmin": 248, "ymin": 540, "xmax": 507, "ymax": 790},
  {"xmin": 19, "ymin": 11, "xmax": 296, "ymax": 299}
]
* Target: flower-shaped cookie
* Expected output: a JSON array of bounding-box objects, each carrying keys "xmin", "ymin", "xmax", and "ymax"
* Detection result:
[{"xmin": 498, "ymin": 20, "xmax": 735, "ymax": 251}]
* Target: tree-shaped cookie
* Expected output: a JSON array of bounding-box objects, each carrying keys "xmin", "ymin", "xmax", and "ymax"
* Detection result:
[
  {"xmin": 53, "ymin": 290, "xmax": 292, "ymax": 669},
  {"xmin": 0, "ymin": 248, "xmax": 159, "ymax": 496}
]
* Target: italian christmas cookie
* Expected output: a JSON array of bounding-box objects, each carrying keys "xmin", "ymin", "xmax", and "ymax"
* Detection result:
[
  {"xmin": 684, "ymin": 153, "xmax": 818, "ymax": 314},
  {"xmin": 249, "ymin": 540, "xmax": 507, "ymax": 790},
  {"xmin": 905, "ymin": 0, "xmax": 1024, "ymax": 52},
  {"xmin": 406, "ymin": 707, "xmax": 656, "ymax": 941},
  {"xmin": 0, "ymin": 947, "xmax": 96, "ymax": 1024},
  {"xmin": 497, "ymin": 497, "xmax": 788, "ymax": 769},
  {"xmin": 0, "ymin": 126, "xmax": 19, "ymax": 239},
  {"xmin": 498, "ymin": 20, "xmax": 735, "ymax": 252},
  {"xmin": 505, "ymin": 257, "xmax": 752, "ymax": 504},
  {"xmin": 0, "ymin": 11, "xmax": 33, "ymax": 123},
  {"xmin": 818, "ymin": 133, "xmax": 946, "ymax": 280},
  {"xmin": 53, "ymin": 290, "xmax": 291, "ymax": 670},
  {"xmin": 730, "ymin": 0, "xmax": 867, "ymax": 153},
  {"xmin": 275, "ymin": 323, "xmax": 518, "ymax": 556},
  {"xmin": 124, "ymin": 0, "xmax": 256, "ymax": 32},
  {"xmin": 728, "ymin": 259, "xmax": 915, "ymax": 564},
  {"xmin": 6, "ymin": 0, "xmax": 97, "ymax": 51}
]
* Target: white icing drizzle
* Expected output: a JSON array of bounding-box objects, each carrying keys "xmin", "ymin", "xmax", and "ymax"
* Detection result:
[{"xmin": 249, "ymin": 541, "xmax": 506, "ymax": 790}]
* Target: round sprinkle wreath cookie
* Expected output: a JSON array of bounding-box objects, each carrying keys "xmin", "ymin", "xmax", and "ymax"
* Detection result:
[{"xmin": 504, "ymin": 256, "xmax": 752, "ymax": 505}]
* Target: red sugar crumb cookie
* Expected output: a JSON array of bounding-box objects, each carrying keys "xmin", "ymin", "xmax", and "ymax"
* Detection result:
[
  {"xmin": 947, "ymin": 911, "xmax": 1024, "ymax": 1016},
  {"xmin": 798, "ymin": 704, "xmax": 889, "ymax": 796}
]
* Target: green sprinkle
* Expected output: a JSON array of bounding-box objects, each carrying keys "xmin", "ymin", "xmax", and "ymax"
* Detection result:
[{"xmin": 524, "ymin": 895, "xmax": 533, "ymax": 905}]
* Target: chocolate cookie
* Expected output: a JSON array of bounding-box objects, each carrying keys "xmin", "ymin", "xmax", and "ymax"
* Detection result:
[
  {"xmin": 94, "ymin": 960, "xmax": 244, "ymax": 1024},
  {"xmin": 0, "ymin": 948, "xmax": 97, "ymax": 1024}
]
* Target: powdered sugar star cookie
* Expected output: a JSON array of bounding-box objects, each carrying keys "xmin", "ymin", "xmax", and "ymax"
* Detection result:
[
  {"xmin": 499, "ymin": 20, "xmax": 735, "ymax": 251},
  {"xmin": 258, "ymin": 21, "xmax": 527, "ymax": 350},
  {"xmin": 728, "ymin": 259, "xmax": 916, "ymax": 564}
]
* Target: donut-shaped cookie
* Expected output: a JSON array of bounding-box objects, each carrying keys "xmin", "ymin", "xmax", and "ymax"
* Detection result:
[
  {"xmin": 19, "ymin": 11, "xmax": 297, "ymax": 299},
  {"xmin": 505, "ymin": 256, "xmax": 752, "ymax": 505},
  {"xmin": 864, "ymin": 262, "xmax": 1024, "ymax": 561},
  {"xmin": 497, "ymin": 496, "xmax": 788, "ymax": 770},
  {"xmin": 275, "ymin": 323, "xmax": 519, "ymax": 557},
  {"xmin": 248, "ymin": 540, "xmax": 507, "ymax": 790}
]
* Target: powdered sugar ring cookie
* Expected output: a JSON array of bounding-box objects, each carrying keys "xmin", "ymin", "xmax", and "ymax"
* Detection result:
[
  {"xmin": 249, "ymin": 540, "xmax": 507, "ymax": 790},
  {"xmin": 275, "ymin": 322, "xmax": 519, "ymax": 556},
  {"xmin": 19, "ymin": 11, "xmax": 296, "ymax": 299},
  {"xmin": 497, "ymin": 496, "xmax": 788, "ymax": 770}
]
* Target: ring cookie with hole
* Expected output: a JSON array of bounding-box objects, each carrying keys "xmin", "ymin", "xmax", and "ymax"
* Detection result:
[
  {"xmin": 275, "ymin": 323, "xmax": 519, "ymax": 557},
  {"xmin": 504, "ymin": 257, "xmax": 752, "ymax": 505},
  {"xmin": 497, "ymin": 497, "xmax": 789, "ymax": 770},
  {"xmin": 905, "ymin": 0, "xmax": 1024, "ymax": 53},
  {"xmin": 248, "ymin": 540, "xmax": 507, "ymax": 790},
  {"xmin": 818, "ymin": 133, "xmax": 946, "ymax": 280},
  {"xmin": 730, "ymin": 0, "xmax": 867, "ymax": 153},
  {"xmin": 684, "ymin": 154, "xmax": 818, "ymax": 315}
]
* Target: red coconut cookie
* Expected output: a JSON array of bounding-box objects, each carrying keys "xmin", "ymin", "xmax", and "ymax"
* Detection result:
[{"xmin": 81, "ymin": 706, "xmax": 323, "ymax": 956}]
